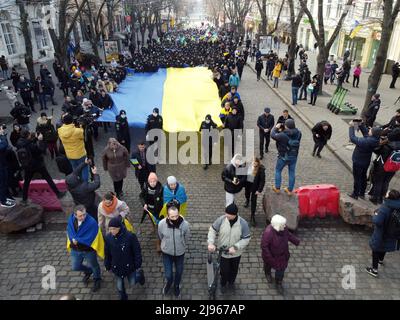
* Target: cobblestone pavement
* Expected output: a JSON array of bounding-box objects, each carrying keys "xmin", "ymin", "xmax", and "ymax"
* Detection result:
[{"xmin": 1, "ymin": 65, "xmax": 400, "ymax": 300}]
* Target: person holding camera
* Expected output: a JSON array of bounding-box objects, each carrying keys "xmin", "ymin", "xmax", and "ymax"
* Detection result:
[
  {"xmin": 58, "ymin": 113, "xmax": 89, "ymax": 182},
  {"xmin": 104, "ymin": 216, "xmax": 143, "ymax": 300},
  {"xmin": 0, "ymin": 125, "xmax": 16, "ymax": 208},
  {"xmin": 16, "ymin": 130, "xmax": 65, "ymax": 205},
  {"xmin": 66, "ymin": 158, "xmax": 101, "ymax": 221},
  {"xmin": 348, "ymin": 120, "xmax": 381, "ymax": 200},
  {"xmin": 207, "ymin": 203, "xmax": 251, "ymax": 293},
  {"xmin": 158, "ymin": 201, "xmax": 191, "ymax": 297},
  {"xmin": 221, "ymin": 154, "xmax": 247, "ymax": 206}
]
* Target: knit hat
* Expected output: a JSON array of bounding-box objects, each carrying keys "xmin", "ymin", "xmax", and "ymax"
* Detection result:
[
  {"xmin": 148, "ymin": 172, "xmax": 158, "ymax": 183},
  {"xmin": 285, "ymin": 119, "xmax": 295, "ymax": 129},
  {"xmin": 153, "ymin": 107, "xmax": 159, "ymax": 114},
  {"xmin": 108, "ymin": 216, "xmax": 123, "ymax": 228},
  {"xmin": 167, "ymin": 176, "xmax": 177, "ymax": 185},
  {"xmin": 264, "ymin": 107, "xmax": 271, "ymax": 113},
  {"xmin": 225, "ymin": 203, "xmax": 238, "ymax": 216},
  {"xmin": 371, "ymin": 127, "xmax": 383, "ymax": 138}
]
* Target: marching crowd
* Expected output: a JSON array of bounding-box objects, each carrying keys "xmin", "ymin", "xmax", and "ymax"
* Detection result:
[{"xmin": 1, "ymin": 27, "xmax": 400, "ymax": 300}]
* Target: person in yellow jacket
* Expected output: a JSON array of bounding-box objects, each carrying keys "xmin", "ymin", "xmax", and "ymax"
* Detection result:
[
  {"xmin": 272, "ymin": 60, "xmax": 282, "ymax": 88},
  {"xmin": 219, "ymin": 101, "xmax": 232, "ymax": 125},
  {"xmin": 58, "ymin": 113, "xmax": 89, "ymax": 181}
]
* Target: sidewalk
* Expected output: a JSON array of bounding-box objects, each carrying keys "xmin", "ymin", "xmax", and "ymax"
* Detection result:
[{"xmin": 247, "ymin": 55, "xmax": 400, "ymax": 191}]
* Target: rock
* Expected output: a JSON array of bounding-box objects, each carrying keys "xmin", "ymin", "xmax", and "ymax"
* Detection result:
[
  {"xmin": 262, "ymin": 187, "xmax": 300, "ymax": 231},
  {"xmin": 0, "ymin": 203, "xmax": 44, "ymax": 234},
  {"xmin": 59, "ymin": 192, "xmax": 76, "ymax": 219},
  {"xmin": 339, "ymin": 194, "xmax": 378, "ymax": 228}
]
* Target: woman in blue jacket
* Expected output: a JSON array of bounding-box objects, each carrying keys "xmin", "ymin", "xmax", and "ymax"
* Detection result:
[{"xmin": 366, "ymin": 189, "xmax": 400, "ymax": 278}]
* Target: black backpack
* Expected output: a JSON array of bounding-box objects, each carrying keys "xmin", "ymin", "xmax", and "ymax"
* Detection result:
[
  {"xmin": 284, "ymin": 131, "xmax": 301, "ymax": 158},
  {"xmin": 385, "ymin": 208, "xmax": 400, "ymax": 240},
  {"xmin": 16, "ymin": 147, "xmax": 32, "ymax": 168}
]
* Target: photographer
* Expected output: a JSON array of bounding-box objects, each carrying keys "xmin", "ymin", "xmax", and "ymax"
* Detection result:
[
  {"xmin": 0, "ymin": 125, "xmax": 16, "ymax": 208},
  {"xmin": 348, "ymin": 120, "xmax": 381, "ymax": 200},
  {"xmin": 79, "ymin": 98, "xmax": 102, "ymax": 157}
]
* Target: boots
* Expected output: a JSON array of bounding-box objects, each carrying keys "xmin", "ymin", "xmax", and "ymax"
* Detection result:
[
  {"xmin": 244, "ymin": 199, "xmax": 249, "ymax": 208},
  {"xmin": 250, "ymin": 213, "xmax": 256, "ymax": 227},
  {"xmin": 264, "ymin": 266, "xmax": 272, "ymax": 283},
  {"xmin": 275, "ymin": 277, "xmax": 284, "ymax": 295},
  {"xmin": 156, "ymin": 239, "xmax": 161, "ymax": 254}
]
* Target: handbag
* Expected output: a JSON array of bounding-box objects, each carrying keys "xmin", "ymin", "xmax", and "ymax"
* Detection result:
[{"xmin": 307, "ymin": 84, "xmax": 314, "ymax": 93}]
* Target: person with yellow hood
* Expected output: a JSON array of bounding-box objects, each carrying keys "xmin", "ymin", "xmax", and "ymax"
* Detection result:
[{"xmin": 58, "ymin": 113, "xmax": 89, "ymax": 181}]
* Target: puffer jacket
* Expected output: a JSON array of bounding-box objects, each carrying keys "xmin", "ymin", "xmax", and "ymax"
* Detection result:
[
  {"xmin": 369, "ymin": 199, "xmax": 400, "ymax": 252},
  {"xmin": 158, "ymin": 217, "xmax": 190, "ymax": 256},
  {"xmin": 208, "ymin": 215, "xmax": 251, "ymax": 258},
  {"xmin": 58, "ymin": 124, "xmax": 86, "ymax": 160},
  {"xmin": 104, "ymin": 226, "xmax": 142, "ymax": 277}
]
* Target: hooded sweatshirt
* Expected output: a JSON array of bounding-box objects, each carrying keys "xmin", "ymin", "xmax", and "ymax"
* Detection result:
[
  {"xmin": 58, "ymin": 123, "xmax": 86, "ymax": 160},
  {"xmin": 221, "ymin": 154, "xmax": 247, "ymax": 194}
]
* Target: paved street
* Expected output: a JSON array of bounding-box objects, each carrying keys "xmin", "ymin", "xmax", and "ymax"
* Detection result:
[{"xmin": 1, "ymin": 64, "xmax": 400, "ymax": 300}]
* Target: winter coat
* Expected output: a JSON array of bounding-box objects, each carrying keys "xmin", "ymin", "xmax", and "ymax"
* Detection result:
[
  {"xmin": 219, "ymin": 84, "xmax": 231, "ymax": 100},
  {"xmin": 208, "ymin": 215, "xmax": 251, "ymax": 259},
  {"xmin": 255, "ymin": 60, "xmax": 264, "ymax": 72},
  {"xmin": 277, "ymin": 114, "xmax": 294, "ymax": 125},
  {"xmin": 98, "ymin": 199, "xmax": 130, "ymax": 232},
  {"xmin": 349, "ymin": 125, "xmax": 380, "ymax": 167},
  {"xmin": 224, "ymin": 114, "xmax": 243, "ymax": 130},
  {"xmin": 104, "ymin": 226, "xmax": 142, "ymax": 277},
  {"xmin": 272, "ymin": 63, "xmax": 282, "ymax": 78},
  {"xmin": 232, "ymin": 100, "xmax": 245, "ymax": 120},
  {"xmin": 58, "ymin": 124, "xmax": 86, "ymax": 160},
  {"xmin": 16, "ymin": 137, "xmax": 47, "ymax": 170},
  {"xmin": 369, "ymin": 199, "xmax": 400, "ymax": 252},
  {"xmin": 311, "ymin": 122, "xmax": 332, "ymax": 143},
  {"xmin": 353, "ymin": 66, "xmax": 362, "ymax": 77},
  {"xmin": 10, "ymin": 130, "xmax": 21, "ymax": 147},
  {"xmin": 17, "ymin": 80, "xmax": 33, "ymax": 98},
  {"xmin": 140, "ymin": 181, "xmax": 164, "ymax": 216},
  {"xmin": 131, "ymin": 148, "xmax": 156, "ymax": 179},
  {"xmin": 158, "ymin": 217, "xmax": 190, "ymax": 256},
  {"xmin": 247, "ymin": 165, "xmax": 266, "ymax": 193},
  {"xmin": 102, "ymin": 143, "xmax": 130, "ymax": 182},
  {"xmin": 302, "ymin": 71, "xmax": 311, "ymax": 86},
  {"xmin": 324, "ymin": 63, "xmax": 332, "ymax": 77},
  {"xmin": 33, "ymin": 80, "xmax": 46, "ymax": 95},
  {"xmin": 145, "ymin": 114, "xmax": 163, "ymax": 133},
  {"xmin": 36, "ymin": 118, "xmax": 58, "ymax": 143},
  {"xmin": 98, "ymin": 94, "xmax": 113, "ymax": 110},
  {"xmin": 219, "ymin": 107, "xmax": 232, "ymax": 124},
  {"xmin": 267, "ymin": 59, "xmax": 275, "ymax": 71},
  {"xmin": 229, "ymin": 74, "xmax": 240, "ymax": 88},
  {"xmin": 10, "ymin": 104, "xmax": 31, "ymax": 125},
  {"xmin": 257, "ymin": 114, "xmax": 275, "ymax": 133},
  {"xmin": 65, "ymin": 162, "xmax": 100, "ymax": 210},
  {"xmin": 271, "ymin": 127, "xmax": 302, "ymax": 159},
  {"xmin": 221, "ymin": 160, "xmax": 247, "ymax": 194},
  {"xmin": 291, "ymin": 74, "xmax": 303, "ymax": 88},
  {"xmin": 364, "ymin": 99, "xmax": 381, "ymax": 125},
  {"xmin": 261, "ymin": 225, "xmax": 300, "ymax": 270},
  {"xmin": 115, "ymin": 116, "xmax": 131, "ymax": 145}
]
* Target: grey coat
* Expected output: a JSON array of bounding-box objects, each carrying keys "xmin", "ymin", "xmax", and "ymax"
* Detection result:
[{"xmin": 158, "ymin": 217, "xmax": 190, "ymax": 256}]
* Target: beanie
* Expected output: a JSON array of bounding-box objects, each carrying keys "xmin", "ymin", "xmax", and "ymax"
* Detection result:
[
  {"xmin": 167, "ymin": 176, "xmax": 177, "ymax": 185},
  {"xmin": 285, "ymin": 119, "xmax": 295, "ymax": 129},
  {"xmin": 225, "ymin": 203, "xmax": 238, "ymax": 216},
  {"xmin": 264, "ymin": 107, "xmax": 271, "ymax": 113},
  {"xmin": 153, "ymin": 107, "xmax": 159, "ymax": 114},
  {"xmin": 205, "ymin": 114, "xmax": 212, "ymax": 120},
  {"xmin": 108, "ymin": 216, "xmax": 123, "ymax": 228}
]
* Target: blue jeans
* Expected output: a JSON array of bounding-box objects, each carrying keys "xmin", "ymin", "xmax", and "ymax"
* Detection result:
[
  {"xmin": 275, "ymin": 157, "xmax": 298, "ymax": 192},
  {"xmin": 70, "ymin": 249, "xmax": 101, "ymax": 280},
  {"xmin": 162, "ymin": 253, "xmax": 185, "ymax": 288},
  {"xmin": 0, "ymin": 166, "xmax": 8, "ymax": 203},
  {"xmin": 2, "ymin": 69, "xmax": 8, "ymax": 79},
  {"xmin": 273, "ymin": 77, "xmax": 279, "ymax": 87},
  {"xmin": 115, "ymin": 272, "xmax": 136, "ymax": 300},
  {"xmin": 69, "ymin": 156, "xmax": 89, "ymax": 182},
  {"xmin": 292, "ymin": 87, "xmax": 299, "ymax": 104},
  {"xmin": 38, "ymin": 93, "xmax": 47, "ymax": 110}
]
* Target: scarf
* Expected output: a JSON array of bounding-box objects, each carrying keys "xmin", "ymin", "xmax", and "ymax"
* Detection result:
[{"xmin": 102, "ymin": 196, "xmax": 118, "ymax": 214}]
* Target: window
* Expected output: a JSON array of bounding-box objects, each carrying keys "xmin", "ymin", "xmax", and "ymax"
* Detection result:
[
  {"xmin": 337, "ymin": 0, "xmax": 343, "ymax": 18},
  {"xmin": 1, "ymin": 22, "xmax": 16, "ymax": 55},
  {"xmin": 310, "ymin": 0, "xmax": 315, "ymax": 12},
  {"xmin": 32, "ymin": 21, "xmax": 49, "ymax": 49},
  {"xmin": 363, "ymin": 1, "xmax": 372, "ymax": 19},
  {"xmin": 326, "ymin": 0, "xmax": 332, "ymax": 18}
]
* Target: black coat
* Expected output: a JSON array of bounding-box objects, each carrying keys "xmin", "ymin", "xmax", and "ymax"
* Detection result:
[
  {"xmin": 140, "ymin": 181, "xmax": 163, "ymax": 215},
  {"xmin": 232, "ymin": 100, "xmax": 245, "ymax": 120},
  {"xmin": 248, "ymin": 165, "xmax": 266, "ymax": 193},
  {"xmin": 131, "ymin": 148, "xmax": 156, "ymax": 178},
  {"xmin": 145, "ymin": 114, "xmax": 163, "ymax": 133},
  {"xmin": 364, "ymin": 99, "xmax": 381, "ymax": 124},
  {"xmin": 65, "ymin": 162, "xmax": 100, "ymax": 209},
  {"xmin": 36, "ymin": 119, "xmax": 58, "ymax": 143},
  {"xmin": 224, "ymin": 114, "xmax": 243, "ymax": 130},
  {"xmin": 98, "ymin": 94, "xmax": 113, "ymax": 110},
  {"xmin": 219, "ymin": 84, "xmax": 231, "ymax": 99},
  {"xmin": 16, "ymin": 137, "xmax": 47, "ymax": 170},
  {"xmin": 312, "ymin": 122, "xmax": 332, "ymax": 142},
  {"xmin": 271, "ymin": 127, "xmax": 302, "ymax": 158},
  {"xmin": 105, "ymin": 227, "xmax": 142, "ymax": 277},
  {"xmin": 255, "ymin": 60, "xmax": 264, "ymax": 71},
  {"xmin": 17, "ymin": 80, "xmax": 33, "ymax": 98},
  {"xmin": 292, "ymin": 74, "xmax": 303, "ymax": 88},
  {"xmin": 257, "ymin": 114, "xmax": 275, "ymax": 133},
  {"xmin": 277, "ymin": 114, "xmax": 293, "ymax": 125},
  {"xmin": 10, "ymin": 105, "xmax": 31, "ymax": 125},
  {"xmin": 221, "ymin": 163, "xmax": 246, "ymax": 194},
  {"xmin": 349, "ymin": 125, "xmax": 380, "ymax": 167},
  {"xmin": 115, "ymin": 116, "xmax": 131, "ymax": 143}
]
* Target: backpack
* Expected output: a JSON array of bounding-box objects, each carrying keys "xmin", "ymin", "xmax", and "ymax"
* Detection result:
[
  {"xmin": 385, "ymin": 208, "xmax": 400, "ymax": 240},
  {"xmin": 383, "ymin": 150, "xmax": 400, "ymax": 172},
  {"xmin": 16, "ymin": 147, "xmax": 32, "ymax": 168},
  {"xmin": 285, "ymin": 132, "xmax": 301, "ymax": 158}
]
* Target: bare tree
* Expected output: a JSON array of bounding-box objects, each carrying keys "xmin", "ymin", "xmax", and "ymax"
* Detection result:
[
  {"xmin": 267, "ymin": 0, "xmax": 285, "ymax": 35},
  {"xmin": 16, "ymin": 0, "xmax": 35, "ymax": 81},
  {"xmin": 223, "ymin": 0, "xmax": 254, "ymax": 35},
  {"xmin": 206, "ymin": 0, "xmax": 224, "ymax": 27},
  {"xmin": 299, "ymin": 0, "xmax": 353, "ymax": 93},
  {"xmin": 48, "ymin": 0, "xmax": 89, "ymax": 68},
  {"xmin": 362, "ymin": 0, "xmax": 400, "ymax": 114},
  {"xmin": 287, "ymin": 0, "xmax": 304, "ymax": 76}
]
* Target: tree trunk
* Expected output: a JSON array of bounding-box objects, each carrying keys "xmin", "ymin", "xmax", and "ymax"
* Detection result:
[
  {"xmin": 362, "ymin": 0, "xmax": 400, "ymax": 115},
  {"xmin": 107, "ymin": 3, "xmax": 114, "ymax": 39},
  {"xmin": 316, "ymin": 48, "xmax": 328, "ymax": 94},
  {"xmin": 17, "ymin": 1, "xmax": 35, "ymax": 81}
]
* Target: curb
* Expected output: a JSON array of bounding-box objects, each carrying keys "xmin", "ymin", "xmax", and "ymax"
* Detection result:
[{"xmin": 247, "ymin": 63, "xmax": 353, "ymax": 174}]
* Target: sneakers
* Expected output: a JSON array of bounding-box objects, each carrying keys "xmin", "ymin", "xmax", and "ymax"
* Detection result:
[
  {"xmin": 272, "ymin": 186, "xmax": 281, "ymax": 194},
  {"xmin": 284, "ymin": 188, "xmax": 294, "ymax": 196},
  {"xmin": 163, "ymin": 282, "xmax": 172, "ymax": 295},
  {"xmin": 275, "ymin": 279, "xmax": 284, "ymax": 295},
  {"xmin": 316, "ymin": 154, "xmax": 322, "ymax": 159},
  {"xmin": 244, "ymin": 200, "xmax": 249, "ymax": 208},
  {"xmin": 365, "ymin": 267, "xmax": 378, "ymax": 278},
  {"xmin": 82, "ymin": 273, "xmax": 91, "ymax": 286},
  {"xmin": 92, "ymin": 279, "xmax": 101, "ymax": 292},
  {"xmin": 174, "ymin": 285, "xmax": 181, "ymax": 297},
  {"xmin": 1, "ymin": 199, "xmax": 16, "ymax": 208}
]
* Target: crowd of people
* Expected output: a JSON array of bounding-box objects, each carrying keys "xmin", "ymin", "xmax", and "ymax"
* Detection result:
[{"xmin": 1, "ymin": 26, "xmax": 400, "ymax": 301}]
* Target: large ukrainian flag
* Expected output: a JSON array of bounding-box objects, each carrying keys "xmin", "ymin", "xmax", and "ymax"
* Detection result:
[{"xmin": 97, "ymin": 67, "xmax": 223, "ymax": 131}]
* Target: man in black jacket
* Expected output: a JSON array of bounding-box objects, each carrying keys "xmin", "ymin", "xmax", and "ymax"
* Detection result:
[
  {"xmin": 311, "ymin": 121, "xmax": 332, "ymax": 158},
  {"xmin": 224, "ymin": 107, "xmax": 243, "ymax": 156},
  {"xmin": 17, "ymin": 75, "xmax": 35, "ymax": 112},
  {"xmin": 291, "ymin": 73, "xmax": 303, "ymax": 105},
  {"xmin": 390, "ymin": 62, "xmax": 400, "ymax": 88},
  {"xmin": 105, "ymin": 217, "xmax": 143, "ymax": 300},
  {"xmin": 10, "ymin": 102, "xmax": 31, "ymax": 131},
  {"xmin": 115, "ymin": 110, "xmax": 131, "ymax": 152},
  {"xmin": 145, "ymin": 108, "xmax": 163, "ymax": 147},
  {"xmin": 221, "ymin": 154, "xmax": 247, "ymax": 206},
  {"xmin": 0, "ymin": 127, "xmax": 16, "ymax": 208},
  {"xmin": 131, "ymin": 142, "xmax": 156, "ymax": 190},
  {"xmin": 363, "ymin": 93, "xmax": 381, "ymax": 128},
  {"xmin": 16, "ymin": 130, "xmax": 65, "ymax": 205},
  {"xmin": 257, "ymin": 107, "xmax": 275, "ymax": 159},
  {"xmin": 66, "ymin": 159, "xmax": 101, "ymax": 221},
  {"xmin": 199, "ymin": 114, "xmax": 218, "ymax": 170},
  {"xmin": 219, "ymin": 81, "xmax": 231, "ymax": 99},
  {"xmin": 277, "ymin": 110, "xmax": 293, "ymax": 125},
  {"xmin": 232, "ymin": 96, "xmax": 245, "ymax": 121}
]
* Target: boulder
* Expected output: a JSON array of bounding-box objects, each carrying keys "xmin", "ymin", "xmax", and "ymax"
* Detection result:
[
  {"xmin": 339, "ymin": 194, "xmax": 378, "ymax": 228},
  {"xmin": 59, "ymin": 192, "xmax": 76, "ymax": 219},
  {"xmin": 262, "ymin": 187, "xmax": 300, "ymax": 230},
  {"xmin": 0, "ymin": 203, "xmax": 44, "ymax": 234}
]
